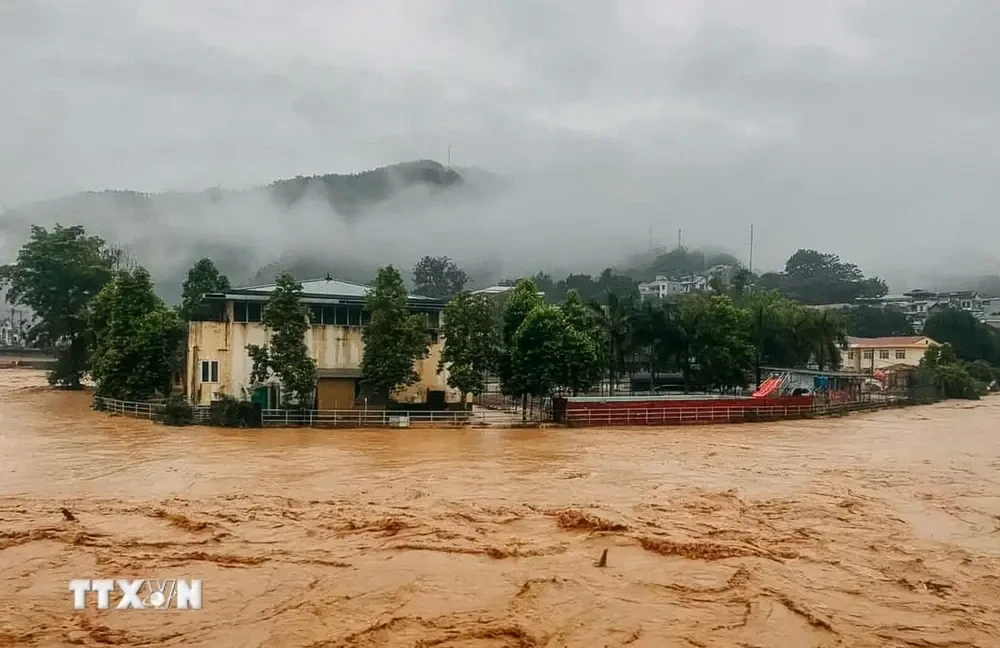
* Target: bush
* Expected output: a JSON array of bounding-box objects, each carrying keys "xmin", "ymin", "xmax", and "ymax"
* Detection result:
[
  {"xmin": 210, "ymin": 395, "xmax": 260, "ymax": 428},
  {"xmin": 932, "ymin": 364, "xmax": 983, "ymax": 400},
  {"xmin": 963, "ymin": 359, "xmax": 997, "ymax": 386},
  {"xmin": 163, "ymin": 396, "xmax": 195, "ymax": 426}
]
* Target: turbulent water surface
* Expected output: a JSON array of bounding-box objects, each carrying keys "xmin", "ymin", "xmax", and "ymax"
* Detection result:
[{"xmin": 1, "ymin": 369, "xmax": 999, "ymax": 647}]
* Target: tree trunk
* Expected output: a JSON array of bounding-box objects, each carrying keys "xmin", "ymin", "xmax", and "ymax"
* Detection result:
[{"xmin": 521, "ymin": 393, "xmax": 527, "ymax": 422}]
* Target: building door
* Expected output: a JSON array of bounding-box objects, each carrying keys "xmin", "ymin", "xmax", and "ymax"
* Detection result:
[{"xmin": 317, "ymin": 378, "xmax": 356, "ymax": 410}]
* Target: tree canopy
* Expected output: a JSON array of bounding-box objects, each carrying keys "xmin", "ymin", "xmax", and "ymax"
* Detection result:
[
  {"xmin": 923, "ymin": 309, "xmax": 1000, "ymax": 365},
  {"xmin": 178, "ymin": 258, "xmax": 231, "ymax": 321},
  {"xmin": 89, "ymin": 267, "xmax": 186, "ymax": 401},
  {"xmin": 0, "ymin": 224, "xmax": 114, "ymax": 387},
  {"xmin": 759, "ymin": 249, "xmax": 887, "ymax": 305},
  {"xmin": 361, "ymin": 266, "xmax": 431, "ymax": 400},
  {"xmin": 247, "ymin": 271, "xmax": 317, "ymax": 406},
  {"xmin": 412, "ymin": 256, "xmax": 468, "ymax": 298},
  {"xmin": 439, "ymin": 291, "xmax": 498, "ymax": 401}
]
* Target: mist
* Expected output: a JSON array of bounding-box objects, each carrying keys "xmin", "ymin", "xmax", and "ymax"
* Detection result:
[{"xmin": 3, "ymin": 1, "xmax": 1000, "ymax": 299}]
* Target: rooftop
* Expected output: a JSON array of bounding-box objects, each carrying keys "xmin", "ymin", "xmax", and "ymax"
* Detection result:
[
  {"xmin": 212, "ymin": 276, "xmax": 442, "ymax": 305},
  {"xmin": 846, "ymin": 335, "xmax": 936, "ymax": 348}
]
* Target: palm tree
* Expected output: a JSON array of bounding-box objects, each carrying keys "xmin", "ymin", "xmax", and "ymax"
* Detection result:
[
  {"xmin": 589, "ymin": 292, "xmax": 635, "ymax": 394},
  {"xmin": 803, "ymin": 310, "xmax": 848, "ymax": 371}
]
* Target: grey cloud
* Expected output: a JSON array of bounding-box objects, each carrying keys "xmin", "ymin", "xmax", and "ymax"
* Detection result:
[{"xmin": 2, "ymin": 0, "xmax": 999, "ymax": 290}]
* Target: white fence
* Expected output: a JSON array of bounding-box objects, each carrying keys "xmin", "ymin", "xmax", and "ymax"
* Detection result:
[
  {"xmin": 260, "ymin": 408, "xmax": 528, "ymax": 428},
  {"xmin": 93, "ymin": 397, "xmax": 212, "ymax": 423}
]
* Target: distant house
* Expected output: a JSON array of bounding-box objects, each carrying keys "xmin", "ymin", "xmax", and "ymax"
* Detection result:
[
  {"xmin": 856, "ymin": 289, "xmax": 996, "ymax": 332},
  {"xmin": 638, "ymin": 275, "xmax": 708, "ymax": 301},
  {"xmin": 185, "ymin": 276, "xmax": 456, "ymax": 409},
  {"xmin": 841, "ymin": 336, "xmax": 939, "ymax": 373},
  {"xmin": 471, "ymin": 285, "xmax": 545, "ymax": 298}
]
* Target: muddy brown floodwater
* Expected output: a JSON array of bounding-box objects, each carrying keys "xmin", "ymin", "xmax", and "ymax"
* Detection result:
[{"xmin": 2, "ymin": 369, "xmax": 1000, "ymax": 647}]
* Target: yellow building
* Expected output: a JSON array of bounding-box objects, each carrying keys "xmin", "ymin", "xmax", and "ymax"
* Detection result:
[
  {"xmin": 841, "ymin": 336, "xmax": 940, "ymax": 373},
  {"xmin": 185, "ymin": 276, "xmax": 457, "ymax": 408}
]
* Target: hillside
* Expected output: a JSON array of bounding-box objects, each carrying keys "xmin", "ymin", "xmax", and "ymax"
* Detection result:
[{"xmin": 0, "ymin": 160, "xmax": 476, "ymax": 302}]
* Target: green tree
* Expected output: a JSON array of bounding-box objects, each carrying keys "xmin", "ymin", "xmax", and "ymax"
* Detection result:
[
  {"xmin": 498, "ymin": 278, "xmax": 545, "ymax": 398},
  {"xmin": 800, "ymin": 310, "xmax": 848, "ymax": 371},
  {"xmin": 439, "ymin": 291, "xmax": 499, "ymax": 403},
  {"xmin": 843, "ymin": 306, "xmax": 914, "ymax": 338},
  {"xmin": 630, "ymin": 299, "xmax": 680, "ymax": 386},
  {"xmin": 558, "ymin": 291, "xmax": 604, "ymax": 395},
  {"xmin": 923, "ymin": 309, "xmax": 1000, "ymax": 365},
  {"xmin": 89, "ymin": 267, "xmax": 186, "ymax": 400},
  {"xmin": 412, "ymin": 256, "xmax": 468, "ymax": 298},
  {"xmin": 246, "ymin": 271, "xmax": 317, "ymax": 406},
  {"xmin": 360, "ymin": 266, "xmax": 431, "ymax": 400},
  {"xmin": 509, "ymin": 305, "xmax": 567, "ymax": 399},
  {"xmin": 178, "ymin": 258, "xmax": 231, "ymax": 321},
  {"xmin": 589, "ymin": 292, "xmax": 635, "ymax": 392},
  {"xmin": 0, "ymin": 224, "xmax": 114, "ymax": 387},
  {"xmin": 678, "ymin": 294, "xmax": 754, "ymax": 391},
  {"xmin": 759, "ymin": 248, "xmax": 888, "ymax": 305}
]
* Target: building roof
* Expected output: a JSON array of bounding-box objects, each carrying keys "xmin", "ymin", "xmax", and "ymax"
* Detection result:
[
  {"xmin": 846, "ymin": 335, "xmax": 936, "ymax": 348},
  {"xmin": 209, "ymin": 276, "xmax": 444, "ymax": 307}
]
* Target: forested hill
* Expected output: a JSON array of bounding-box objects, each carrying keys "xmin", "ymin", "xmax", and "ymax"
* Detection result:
[{"xmin": 0, "ymin": 160, "xmax": 471, "ymax": 302}]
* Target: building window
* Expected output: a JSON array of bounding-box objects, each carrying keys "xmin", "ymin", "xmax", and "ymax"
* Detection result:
[
  {"xmin": 895, "ymin": 349, "xmax": 906, "ymax": 359},
  {"xmin": 879, "ymin": 350, "xmax": 890, "ymax": 359},
  {"xmin": 200, "ymin": 360, "xmax": 219, "ymax": 384},
  {"xmin": 862, "ymin": 350, "xmax": 873, "ymax": 359},
  {"xmin": 310, "ymin": 304, "xmax": 323, "ymax": 324},
  {"xmin": 233, "ymin": 301, "xmax": 263, "ymax": 323},
  {"xmin": 847, "ymin": 351, "xmax": 855, "ymax": 360}
]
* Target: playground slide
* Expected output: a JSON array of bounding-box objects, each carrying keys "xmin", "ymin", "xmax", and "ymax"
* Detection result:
[{"xmin": 752, "ymin": 377, "xmax": 780, "ymax": 398}]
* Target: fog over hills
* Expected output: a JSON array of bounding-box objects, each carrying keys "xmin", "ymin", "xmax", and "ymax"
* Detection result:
[{"xmin": 4, "ymin": 1, "xmax": 1000, "ymax": 302}]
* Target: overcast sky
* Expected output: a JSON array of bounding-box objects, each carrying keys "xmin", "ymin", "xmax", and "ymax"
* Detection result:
[{"xmin": 2, "ymin": 0, "xmax": 1000, "ymax": 283}]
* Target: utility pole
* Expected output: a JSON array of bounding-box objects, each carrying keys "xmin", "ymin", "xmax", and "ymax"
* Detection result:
[
  {"xmin": 447, "ymin": 145, "xmax": 451, "ymax": 167},
  {"xmin": 677, "ymin": 228, "xmax": 682, "ymax": 250}
]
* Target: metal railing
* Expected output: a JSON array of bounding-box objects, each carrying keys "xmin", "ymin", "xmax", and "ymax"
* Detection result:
[
  {"xmin": 563, "ymin": 399, "xmax": 898, "ymax": 427},
  {"xmin": 260, "ymin": 408, "xmax": 531, "ymax": 428},
  {"xmin": 93, "ymin": 397, "xmax": 212, "ymax": 423}
]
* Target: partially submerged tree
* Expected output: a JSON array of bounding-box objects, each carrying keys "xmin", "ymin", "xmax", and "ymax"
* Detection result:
[
  {"xmin": 0, "ymin": 225, "xmax": 114, "ymax": 387},
  {"xmin": 497, "ymin": 278, "xmax": 545, "ymax": 402},
  {"xmin": 439, "ymin": 291, "xmax": 499, "ymax": 403},
  {"xmin": 412, "ymin": 256, "xmax": 468, "ymax": 299},
  {"xmin": 361, "ymin": 266, "xmax": 431, "ymax": 401},
  {"xmin": 246, "ymin": 271, "xmax": 317, "ymax": 407},
  {"xmin": 178, "ymin": 258, "xmax": 231, "ymax": 321},
  {"xmin": 89, "ymin": 267, "xmax": 186, "ymax": 400}
]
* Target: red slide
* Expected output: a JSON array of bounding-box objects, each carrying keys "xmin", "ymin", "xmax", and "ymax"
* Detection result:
[{"xmin": 752, "ymin": 377, "xmax": 780, "ymax": 398}]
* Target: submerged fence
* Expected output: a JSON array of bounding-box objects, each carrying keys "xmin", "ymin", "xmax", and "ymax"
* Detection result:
[
  {"xmin": 562, "ymin": 396, "xmax": 907, "ymax": 427},
  {"xmin": 93, "ymin": 394, "xmax": 920, "ymax": 429}
]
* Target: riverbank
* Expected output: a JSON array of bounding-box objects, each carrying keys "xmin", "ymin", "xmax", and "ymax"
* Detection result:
[{"xmin": 2, "ymin": 369, "xmax": 1000, "ymax": 647}]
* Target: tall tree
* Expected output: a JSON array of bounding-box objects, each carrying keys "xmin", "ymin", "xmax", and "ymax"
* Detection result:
[
  {"xmin": 801, "ymin": 310, "xmax": 848, "ymax": 371},
  {"xmin": 247, "ymin": 272, "xmax": 317, "ymax": 406},
  {"xmin": 760, "ymin": 248, "xmax": 888, "ymax": 305},
  {"xmin": 497, "ymin": 278, "xmax": 545, "ymax": 402},
  {"xmin": 509, "ymin": 305, "xmax": 566, "ymax": 401},
  {"xmin": 0, "ymin": 225, "xmax": 114, "ymax": 387},
  {"xmin": 589, "ymin": 292, "xmax": 635, "ymax": 392},
  {"xmin": 361, "ymin": 266, "xmax": 431, "ymax": 400},
  {"xmin": 923, "ymin": 309, "xmax": 1000, "ymax": 365},
  {"xmin": 558, "ymin": 291, "xmax": 604, "ymax": 395},
  {"xmin": 412, "ymin": 256, "xmax": 468, "ymax": 298},
  {"xmin": 439, "ymin": 292, "xmax": 499, "ymax": 403},
  {"xmin": 679, "ymin": 294, "xmax": 754, "ymax": 391},
  {"xmin": 178, "ymin": 258, "xmax": 231, "ymax": 321},
  {"xmin": 842, "ymin": 306, "xmax": 914, "ymax": 338},
  {"xmin": 89, "ymin": 267, "xmax": 186, "ymax": 400}
]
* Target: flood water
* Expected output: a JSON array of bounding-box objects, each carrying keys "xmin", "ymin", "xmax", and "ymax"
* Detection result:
[{"xmin": 2, "ymin": 368, "xmax": 999, "ymax": 647}]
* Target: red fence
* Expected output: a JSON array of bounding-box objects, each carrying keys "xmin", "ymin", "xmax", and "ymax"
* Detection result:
[{"xmin": 561, "ymin": 395, "xmax": 825, "ymax": 427}]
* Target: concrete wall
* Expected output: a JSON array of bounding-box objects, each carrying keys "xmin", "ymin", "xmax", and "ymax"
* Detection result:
[
  {"xmin": 186, "ymin": 302, "xmax": 454, "ymax": 406},
  {"xmin": 842, "ymin": 346, "xmax": 931, "ymax": 372}
]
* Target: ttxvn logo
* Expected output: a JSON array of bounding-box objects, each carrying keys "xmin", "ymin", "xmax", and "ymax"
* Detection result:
[{"xmin": 69, "ymin": 579, "xmax": 202, "ymax": 610}]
